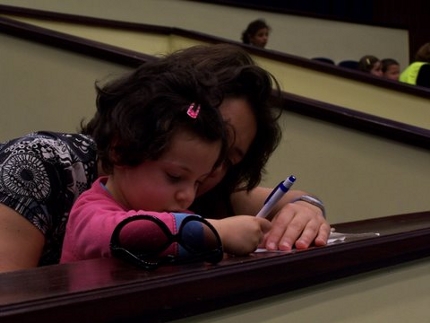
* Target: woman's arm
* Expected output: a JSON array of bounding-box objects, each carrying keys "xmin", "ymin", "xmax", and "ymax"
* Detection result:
[
  {"xmin": 0, "ymin": 204, "xmax": 45, "ymax": 273},
  {"xmin": 230, "ymin": 187, "xmax": 330, "ymax": 250}
]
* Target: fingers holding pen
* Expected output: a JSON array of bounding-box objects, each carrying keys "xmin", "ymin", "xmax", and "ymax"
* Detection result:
[
  {"xmin": 262, "ymin": 201, "xmax": 330, "ymax": 251},
  {"xmin": 208, "ymin": 216, "xmax": 272, "ymax": 256}
]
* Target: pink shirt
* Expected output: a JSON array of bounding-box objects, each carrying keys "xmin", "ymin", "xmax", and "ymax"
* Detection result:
[{"xmin": 60, "ymin": 177, "xmax": 185, "ymax": 263}]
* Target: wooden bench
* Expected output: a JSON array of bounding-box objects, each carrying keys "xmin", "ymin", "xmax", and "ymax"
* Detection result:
[{"xmin": 0, "ymin": 211, "xmax": 429, "ymax": 322}]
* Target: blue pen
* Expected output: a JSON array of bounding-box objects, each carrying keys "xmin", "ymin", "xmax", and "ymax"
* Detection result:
[{"xmin": 256, "ymin": 175, "xmax": 296, "ymax": 218}]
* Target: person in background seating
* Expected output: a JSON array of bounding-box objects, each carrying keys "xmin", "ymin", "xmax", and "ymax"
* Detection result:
[
  {"xmin": 381, "ymin": 58, "xmax": 400, "ymax": 81},
  {"xmin": 400, "ymin": 42, "xmax": 430, "ymax": 88},
  {"xmin": 241, "ymin": 19, "xmax": 270, "ymax": 48},
  {"xmin": 358, "ymin": 55, "xmax": 383, "ymax": 77}
]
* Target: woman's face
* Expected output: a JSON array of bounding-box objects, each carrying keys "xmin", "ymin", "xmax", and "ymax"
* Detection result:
[
  {"xmin": 250, "ymin": 28, "xmax": 269, "ymax": 48},
  {"xmin": 197, "ymin": 97, "xmax": 257, "ymax": 196}
]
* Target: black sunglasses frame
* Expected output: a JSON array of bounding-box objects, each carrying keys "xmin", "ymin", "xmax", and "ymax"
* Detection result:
[{"xmin": 110, "ymin": 214, "xmax": 223, "ymax": 270}]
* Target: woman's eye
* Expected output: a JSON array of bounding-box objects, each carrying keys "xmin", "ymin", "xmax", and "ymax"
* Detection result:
[
  {"xmin": 167, "ymin": 174, "xmax": 181, "ymax": 182},
  {"xmin": 224, "ymin": 158, "xmax": 234, "ymax": 168}
]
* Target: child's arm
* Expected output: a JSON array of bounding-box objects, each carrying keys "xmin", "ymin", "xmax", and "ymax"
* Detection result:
[
  {"xmin": 61, "ymin": 179, "xmax": 223, "ymax": 263},
  {"xmin": 207, "ymin": 216, "xmax": 272, "ymax": 256}
]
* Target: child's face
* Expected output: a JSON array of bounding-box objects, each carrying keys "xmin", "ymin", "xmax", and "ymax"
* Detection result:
[
  {"xmin": 383, "ymin": 64, "xmax": 400, "ymax": 81},
  {"xmin": 370, "ymin": 61, "xmax": 383, "ymax": 77},
  {"xmin": 250, "ymin": 28, "xmax": 269, "ymax": 48},
  {"xmin": 109, "ymin": 130, "xmax": 222, "ymax": 212}
]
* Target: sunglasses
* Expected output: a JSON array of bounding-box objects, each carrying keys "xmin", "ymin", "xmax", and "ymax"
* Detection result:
[{"xmin": 110, "ymin": 214, "xmax": 224, "ymax": 270}]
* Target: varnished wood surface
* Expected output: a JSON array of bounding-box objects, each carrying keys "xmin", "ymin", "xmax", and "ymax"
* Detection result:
[{"xmin": 0, "ymin": 211, "xmax": 429, "ymax": 323}]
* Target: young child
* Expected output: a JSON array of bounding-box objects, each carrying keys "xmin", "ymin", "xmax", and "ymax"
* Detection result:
[
  {"xmin": 60, "ymin": 61, "xmax": 271, "ymax": 266},
  {"xmin": 381, "ymin": 58, "xmax": 400, "ymax": 81},
  {"xmin": 358, "ymin": 55, "xmax": 383, "ymax": 77}
]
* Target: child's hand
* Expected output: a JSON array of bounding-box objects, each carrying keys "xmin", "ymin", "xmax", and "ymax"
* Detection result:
[{"xmin": 208, "ymin": 216, "xmax": 272, "ymax": 256}]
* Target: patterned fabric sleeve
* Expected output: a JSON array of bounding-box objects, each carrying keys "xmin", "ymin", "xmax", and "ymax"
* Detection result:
[{"xmin": 0, "ymin": 131, "xmax": 98, "ymax": 266}]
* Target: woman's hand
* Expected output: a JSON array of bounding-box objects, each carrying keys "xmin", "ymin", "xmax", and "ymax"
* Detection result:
[
  {"xmin": 231, "ymin": 187, "xmax": 331, "ymax": 251},
  {"xmin": 262, "ymin": 201, "xmax": 330, "ymax": 251},
  {"xmin": 208, "ymin": 216, "xmax": 272, "ymax": 256}
]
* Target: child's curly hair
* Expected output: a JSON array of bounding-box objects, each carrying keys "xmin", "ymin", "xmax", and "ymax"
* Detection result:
[{"xmin": 82, "ymin": 62, "xmax": 228, "ymax": 175}]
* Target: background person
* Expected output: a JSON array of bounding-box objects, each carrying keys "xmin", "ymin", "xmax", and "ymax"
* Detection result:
[
  {"xmin": 381, "ymin": 58, "xmax": 400, "ymax": 81},
  {"xmin": 399, "ymin": 42, "xmax": 430, "ymax": 88},
  {"xmin": 358, "ymin": 55, "xmax": 383, "ymax": 77},
  {"xmin": 241, "ymin": 19, "xmax": 270, "ymax": 48}
]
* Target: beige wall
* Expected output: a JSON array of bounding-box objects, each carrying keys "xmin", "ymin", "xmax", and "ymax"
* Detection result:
[
  {"xmin": 264, "ymin": 112, "xmax": 430, "ymax": 223},
  {"xmin": 0, "ymin": 0, "xmax": 410, "ymax": 68},
  {"xmin": 0, "ymin": 33, "xmax": 131, "ymax": 139}
]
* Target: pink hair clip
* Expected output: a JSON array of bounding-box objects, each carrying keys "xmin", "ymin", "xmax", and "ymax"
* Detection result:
[{"xmin": 187, "ymin": 103, "xmax": 201, "ymax": 119}]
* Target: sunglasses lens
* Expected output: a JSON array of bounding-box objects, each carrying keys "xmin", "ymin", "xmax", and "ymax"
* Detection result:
[
  {"xmin": 181, "ymin": 220, "xmax": 220, "ymax": 253},
  {"xmin": 180, "ymin": 219, "xmax": 223, "ymax": 263},
  {"xmin": 117, "ymin": 218, "xmax": 170, "ymax": 256}
]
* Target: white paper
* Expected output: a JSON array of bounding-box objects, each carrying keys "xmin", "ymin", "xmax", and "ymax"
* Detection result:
[{"xmin": 254, "ymin": 229, "xmax": 380, "ymax": 253}]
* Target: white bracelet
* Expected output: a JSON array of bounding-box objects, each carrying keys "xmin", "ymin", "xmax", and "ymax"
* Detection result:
[{"xmin": 293, "ymin": 195, "xmax": 326, "ymax": 218}]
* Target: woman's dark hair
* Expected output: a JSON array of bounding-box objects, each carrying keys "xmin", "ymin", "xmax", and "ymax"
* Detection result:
[
  {"xmin": 358, "ymin": 55, "xmax": 380, "ymax": 72},
  {"xmin": 219, "ymin": 65, "xmax": 281, "ymax": 192},
  {"xmin": 241, "ymin": 19, "xmax": 270, "ymax": 45},
  {"xmin": 162, "ymin": 44, "xmax": 282, "ymax": 217},
  {"xmin": 81, "ymin": 62, "xmax": 227, "ymax": 174},
  {"xmin": 162, "ymin": 44, "xmax": 282, "ymax": 192},
  {"xmin": 415, "ymin": 42, "xmax": 430, "ymax": 62}
]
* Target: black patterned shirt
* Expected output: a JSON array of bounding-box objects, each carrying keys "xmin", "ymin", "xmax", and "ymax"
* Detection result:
[{"xmin": 0, "ymin": 131, "xmax": 98, "ymax": 266}]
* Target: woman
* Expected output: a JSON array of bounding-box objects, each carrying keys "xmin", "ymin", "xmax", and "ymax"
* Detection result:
[{"xmin": 0, "ymin": 44, "xmax": 329, "ymax": 272}]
